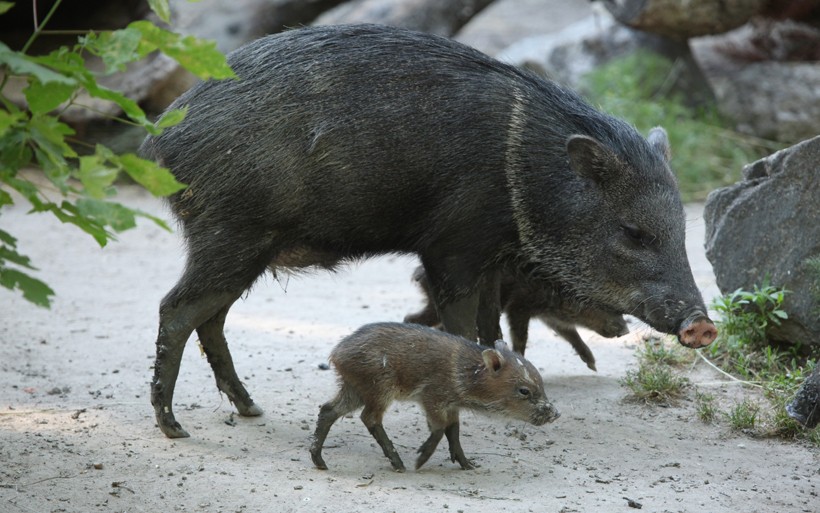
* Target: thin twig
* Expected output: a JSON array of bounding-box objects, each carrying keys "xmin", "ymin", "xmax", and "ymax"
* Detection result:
[{"xmin": 694, "ymin": 350, "xmax": 764, "ymax": 389}]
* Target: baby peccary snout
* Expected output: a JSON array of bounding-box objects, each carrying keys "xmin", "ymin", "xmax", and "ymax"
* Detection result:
[{"xmin": 310, "ymin": 323, "xmax": 559, "ymax": 472}]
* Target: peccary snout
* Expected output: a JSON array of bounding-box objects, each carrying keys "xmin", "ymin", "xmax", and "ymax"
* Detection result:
[
  {"xmin": 677, "ymin": 313, "xmax": 718, "ymax": 348},
  {"xmin": 531, "ymin": 402, "xmax": 561, "ymax": 426}
]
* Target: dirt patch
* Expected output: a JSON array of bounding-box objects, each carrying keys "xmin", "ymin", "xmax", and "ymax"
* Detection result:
[{"xmin": 1, "ymin": 186, "xmax": 817, "ymax": 512}]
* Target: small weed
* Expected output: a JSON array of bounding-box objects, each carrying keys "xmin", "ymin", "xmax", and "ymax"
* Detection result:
[
  {"xmin": 707, "ymin": 283, "xmax": 799, "ymax": 380},
  {"xmin": 639, "ymin": 336, "xmax": 693, "ymax": 367},
  {"xmin": 726, "ymin": 400, "xmax": 760, "ymax": 431},
  {"xmin": 695, "ymin": 391, "xmax": 719, "ymax": 423},
  {"xmin": 621, "ymin": 361, "xmax": 688, "ymax": 405}
]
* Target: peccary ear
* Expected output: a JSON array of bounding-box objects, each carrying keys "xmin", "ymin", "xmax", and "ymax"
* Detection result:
[
  {"xmin": 647, "ymin": 126, "xmax": 671, "ymax": 162},
  {"xmin": 482, "ymin": 348, "xmax": 505, "ymax": 372},
  {"xmin": 566, "ymin": 135, "xmax": 621, "ymax": 183},
  {"xmin": 494, "ymin": 339, "xmax": 511, "ymax": 352}
]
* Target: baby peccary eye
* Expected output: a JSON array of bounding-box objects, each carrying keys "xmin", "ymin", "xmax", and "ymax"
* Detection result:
[{"xmin": 518, "ymin": 387, "xmax": 531, "ymax": 398}]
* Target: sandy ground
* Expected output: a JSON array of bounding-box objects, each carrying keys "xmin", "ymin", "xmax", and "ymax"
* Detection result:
[{"xmin": 1, "ymin": 184, "xmax": 818, "ymax": 513}]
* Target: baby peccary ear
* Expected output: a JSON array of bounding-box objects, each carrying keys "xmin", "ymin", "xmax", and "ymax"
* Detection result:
[
  {"xmin": 566, "ymin": 134, "xmax": 622, "ymax": 184},
  {"xmin": 494, "ymin": 339, "xmax": 511, "ymax": 352},
  {"xmin": 647, "ymin": 126, "xmax": 671, "ymax": 162},
  {"xmin": 482, "ymin": 348, "xmax": 506, "ymax": 372}
]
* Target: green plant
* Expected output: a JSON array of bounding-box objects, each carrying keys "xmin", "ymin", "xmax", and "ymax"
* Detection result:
[
  {"xmin": 581, "ymin": 50, "xmax": 783, "ymax": 202},
  {"xmin": 0, "ymin": 0, "xmax": 235, "ymax": 307},
  {"xmin": 726, "ymin": 399, "xmax": 760, "ymax": 431},
  {"xmin": 638, "ymin": 335, "xmax": 693, "ymax": 367},
  {"xmin": 695, "ymin": 391, "xmax": 719, "ymax": 423},
  {"xmin": 707, "ymin": 284, "xmax": 797, "ymax": 380},
  {"xmin": 621, "ymin": 361, "xmax": 689, "ymax": 404}
]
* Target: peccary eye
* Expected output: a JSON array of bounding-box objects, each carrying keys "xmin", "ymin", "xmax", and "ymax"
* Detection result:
[
  {"xmin": 518, "ymin": 387, "xmax": 531, "ymax": 398},
  {"xmin": 621, "ymin": 224, "xmax": 653, "ymax": 247}
]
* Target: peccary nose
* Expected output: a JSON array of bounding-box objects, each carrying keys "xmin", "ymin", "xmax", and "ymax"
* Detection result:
[
  {"xmin": 677, "ymin": 315, "xmax": 717, "ymax": 348},
  {"xmin": 534, "ymin": 404, "xmax": 561, "ymax": 425}
]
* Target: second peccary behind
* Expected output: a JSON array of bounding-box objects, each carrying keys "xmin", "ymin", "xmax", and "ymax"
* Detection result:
[
  {"xmin": 141, "ymin": 24, "xmax": 717, "ymax": 439},
  {"xmin": 405, "ymin": 266, "xmax": 628, "ymax": 371},
  {"xmin": 310, "ymin": 322, "xmax": 559, "ymax": 472}
]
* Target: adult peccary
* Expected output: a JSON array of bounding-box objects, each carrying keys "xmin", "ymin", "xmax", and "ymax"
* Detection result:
[
  {"xmin": 404, "ymin": 266, "xmax": 629, "ymax": 371},
  {"xmin": 309, "ymin": 322, "xmax": 559, "ymax": 471},
  {"xmin": 140, "ymin": 24, "xmax": 717, "ymax": 439}
]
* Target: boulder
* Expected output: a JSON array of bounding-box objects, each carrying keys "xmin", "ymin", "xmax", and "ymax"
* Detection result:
[
  {"xmin": 313, "ymin": 0, "xmax": 495, "ymax": 36},
  {"xmin": 787, "ymin": 365, "xmax": 820, "ymax": 429},
  {"xmin": 703, "ymin": 136, "xmax": 820, "ymax": 348},
  {"xmin": 497, "ymin": 11, "xmax": 714, "ymax": 105},
  {"xmin": 600, "ymin": 0, "xmax": 769, "ymax": 40},
  {"xmin": 454, "ymin": 0, "xmax": 592, "ymax": 57}
]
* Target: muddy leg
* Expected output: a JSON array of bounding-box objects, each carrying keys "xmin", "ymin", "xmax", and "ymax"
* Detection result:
[
  {"xmin": 361, "ymin": 405, "xmax": 405, "ymax": 472},
  {"xmin": 415, "ymin": 429, "xmax": 445, "ymax": 470},
  {"xmin": 476, "ymin": 271, "xmax": 503, "ymax": 346},
  {"xmin": 444, "ymin": 421, "xmax": 474, "ymax": 470},
  {"xmin": 403, "ymin": 266, "xmax": 443, "ymax": 327},
  {"xmin": 507, "ymin": 304, "xmax": 531, "ymax": 355},
  {"xmin": 152, "ymin": 289, "xmax": 238, "ymax": 438},
  {"xmin": 545, "ymin": 318, "xmax": 597, "ymax": 372},
  {"xmin": 197, "ymin": 304, "xmax": 261, "ymax": 416},
  {"xmin": 310, "ymin": 385, "xmax": 364, "ymax": 470}
]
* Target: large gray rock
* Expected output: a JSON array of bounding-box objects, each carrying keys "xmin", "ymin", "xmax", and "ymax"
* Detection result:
[
  {"xmin": 455, "ymin": 0, "xmax": 592, "ymax": 57},
  {"xmin": 704, "ymin": 136, "xmax": 820, "ymax": 347},
  {"xmin": 313, "ymin": 0, "xmax": 494, "ymax": 36}
]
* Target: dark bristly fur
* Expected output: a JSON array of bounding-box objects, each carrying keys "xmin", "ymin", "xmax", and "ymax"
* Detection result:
[
  {"xmin": 141, "ymin": 24, "xmax": 715, "ymax": 438},
  {"xmin": 404, "ymin": 265, "xmax": 629, "ymax": 371}
]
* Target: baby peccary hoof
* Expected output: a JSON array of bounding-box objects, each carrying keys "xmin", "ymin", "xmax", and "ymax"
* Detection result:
[{"xmin": 416, "ymin": 423, "xmax": 475, "ymax": 471}]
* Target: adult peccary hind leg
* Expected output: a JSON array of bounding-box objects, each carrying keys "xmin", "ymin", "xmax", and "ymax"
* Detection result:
[
  {"xmin": 152, "ymin": 289, "xmax": 238, "ymax": 438},
  {"xmin": 197, "ymin": 304, "xmax": 263, "ymax": 417},
  {"xmin": 152, "ymin": 241, "xmax": 272, "ymax": 438}
]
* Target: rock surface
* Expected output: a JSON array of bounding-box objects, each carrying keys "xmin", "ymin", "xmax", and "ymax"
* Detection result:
[
  {"xmin": 703, "ymin": 135, "xmax": 820, "ymax": 347},
  {"xmin": 600, "ymin": 0, "xmax": 768, "ymax": 39},
  {"xmin": 313, "ymin": 0, "xmax": 494, "ymax": 36}
]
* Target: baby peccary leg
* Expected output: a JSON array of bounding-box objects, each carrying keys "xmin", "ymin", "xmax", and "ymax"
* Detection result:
[
  {"xmin": 416, "ymin": 409, "xmax": 473, "ymax": 470},
  {"xmin": 368, "ymin": 422, "xmax": 406, "ymax": 472},
  {"xmin": 445, "ymin": 421, "xmax": 474, "ymax": 470},
  {"xmin": 310, "ymin": 385, "xmax": 363, "ymax": 470}
]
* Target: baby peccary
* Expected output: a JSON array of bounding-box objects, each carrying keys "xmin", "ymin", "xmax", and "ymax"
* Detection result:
[
  {"xmin": 310, "ymin": 323, "xmax": 560, "ymax": 472},
  {"xmin": 405, "ymin": 266, "xmax": 628, "ymax": 371}
]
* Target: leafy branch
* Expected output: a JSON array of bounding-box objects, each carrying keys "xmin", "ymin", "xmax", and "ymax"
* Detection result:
[{"xmin": 0, "ymin": 0, "xmax": 234, "ymax": 307}]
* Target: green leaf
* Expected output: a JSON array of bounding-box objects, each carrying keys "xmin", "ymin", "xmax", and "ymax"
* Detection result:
[
  {"xmin": 24, "ymin": 80, "xmax": 77, "ymax": 114},
  {"xmin": 147, "ymin": 0, "xmax": 171, "ymax": 24},
  {"xmin": 0, "ymin": 42, "xmax": 77, "ymax": 85},
  {"xmin": 0, "ymin": 108, "xmax": 25, "ymax": 138},
  {"xmin": 0, "ymin": 266, "xmax": 55, "ymax": 307},
  {"xmin": 76, "ymin": 198, "xmax": 137, "ymax": 232},
  {"xmin": 0, "ymin": 3, "xmax": 14, "ymax": 15},
  {"xmin": 155, "ymin": 106, "xmax": 187, "ymax": 129},
  {"xmin": 78, "ymin": 77, "xmax": 153, "ymax": 129},
  {"xmin": 117, "ymin": 153, "xmax": 186, "ymax": 196},
  {"xmin": 130, "ymin": 21, "xmax": 235, "ymax": 80},
  {"xmin": 78, "ymin": 154, "xmax": 119, "ymax": 199},
  {"xmin": 0, "ymin": 228, "xmax": 17, "ymax": 247},
  {"xmin": 0, "ymin": 244, "xmax": 36, "ymax": 269},
  {"xmin": 80, "ymin": 28, "xmax": 143, "ymax": 74}
]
